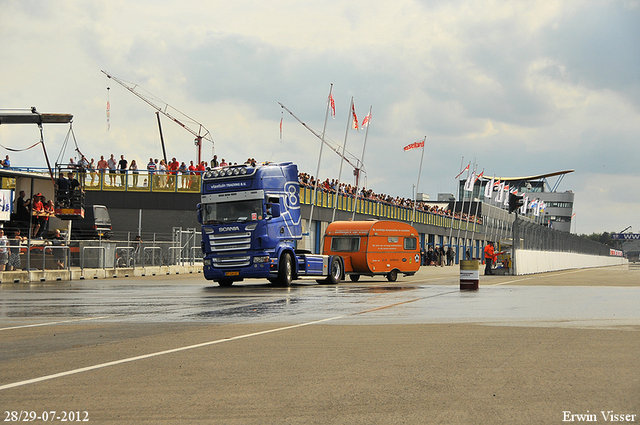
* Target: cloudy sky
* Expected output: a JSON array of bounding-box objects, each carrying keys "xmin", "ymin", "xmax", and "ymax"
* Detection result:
[{"xmin": 1, "ymin": 0, "xmax": 639, "ymax": 235}]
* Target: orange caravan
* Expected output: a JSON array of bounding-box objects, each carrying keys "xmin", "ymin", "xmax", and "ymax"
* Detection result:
[{"xmin": 322, "ymin": 220, "xmax": 421, "ymax": 282}]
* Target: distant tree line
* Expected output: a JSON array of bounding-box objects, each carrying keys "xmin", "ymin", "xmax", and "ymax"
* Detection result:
[{"xmin": 579, "ymin": 232, "xmax": 614, "ymax": 247}]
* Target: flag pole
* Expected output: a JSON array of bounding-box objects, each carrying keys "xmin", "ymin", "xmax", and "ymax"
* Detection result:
[
  {"xmin": 469, "ymin": 169, "xmax": 483, "ymax": 246},
  {"xmin": 489, "ymin": 175, "xmax": 499, "ymax": 245},
  {"xmin": 308, "ymin": 83, "xmax": 333, "ymax": 239},
  {"xmin": 332, "ymin": 96, "xmax": 353, "ymax": 222},
  {"xmin": 411, "ymin": 136, "xmax": 426, "ymax": 227},
  {"xmin": 352, "ymin": 106, "xmax": 371, "ymax": 220},
  {"xmin": 456, "ymin": 161, "xmax": 471, "ymax": 251},
  {"xmin": 462, "ymin": 163, "xmax": 477, "ymax": 254},
  {"xmin": 448, "ymin": 156, "xmax": 464, "ymax": 250}
]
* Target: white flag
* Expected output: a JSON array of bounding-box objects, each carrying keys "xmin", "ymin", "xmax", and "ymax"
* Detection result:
[
  {"xmin": 484, "ymin": 176, "xmax": 494, "ymax": 198},
  {"xmin": 502, "ymin": 186, "xmax": 511, "ymax": 206},
  {"xmin": 520, "ymin": 196, "xmax": 529, "ymax": 215},
  {"xmin": 495, "ymin": 182, "xmax": 505, "ymax": 203},
  {"xmin": 464, "ymin": 171, "xmax": 476, "ymax": 192}
]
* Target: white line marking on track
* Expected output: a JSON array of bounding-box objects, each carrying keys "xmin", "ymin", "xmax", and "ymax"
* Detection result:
[
  {"xmin": 0, "ymin": 315, "xmax": 347, "ymax": 391},
  {"xmin": 487, "ymin": 268, "xmax": 591, "ymax": 286},
  {"xmin": 0, "ymin": 316, "xmax": 111, "ymax": 331}
]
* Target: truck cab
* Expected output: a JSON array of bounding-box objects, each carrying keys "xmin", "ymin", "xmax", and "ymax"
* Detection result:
[{"xmin": 198, "ymin": 162, "xmax": 343, "ymax": 287}]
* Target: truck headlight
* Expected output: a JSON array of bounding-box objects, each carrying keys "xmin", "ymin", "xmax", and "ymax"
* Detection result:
[
  {"xmin": 203, "ymin": 258, "xmax": 212, "ymax": 266},
  {"xmin": 253, "ymin": 255, "xmax": 270, "ymax": 264}
]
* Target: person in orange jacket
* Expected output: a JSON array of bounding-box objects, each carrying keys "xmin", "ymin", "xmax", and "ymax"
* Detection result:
[{"xmin": 484, "ymin": 241, "xmax": 497, "ymax": 275}]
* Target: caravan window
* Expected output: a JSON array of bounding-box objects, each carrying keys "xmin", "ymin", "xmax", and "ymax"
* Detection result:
[
  {"xmin": 404, "ymin": 237, "xmax": 417, "ymax": 250},
  {"xmin": 331, "ymin": 237, "xmax": 360, "ymax": 252}
]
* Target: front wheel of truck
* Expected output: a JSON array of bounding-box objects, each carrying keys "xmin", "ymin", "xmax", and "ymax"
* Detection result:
[{"xmin": 277, "ymin": 252, "xmax": 293, "ymax": 287}]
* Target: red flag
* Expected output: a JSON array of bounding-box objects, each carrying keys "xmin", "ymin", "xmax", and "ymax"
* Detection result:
[
  {"xmin": 329, "ymin": 93, "xmax": 336, "ymax": 118},
  {"xmin": 279, "ymin": 116, "xmax": 283, "ymax": 141},
  {"xmin": 403, "ymin": 140, "xmax": 424, "ymax": 151},
  {"xmin": 106, "ymin": 100, "xmax": 110, "ymax": 131},
  {"xmin": 454, "ymin": 163, "xmax": 470, "ymax": 179},
  {"xmin": 361, "ymin": 112, "xmax": 371, "ymax": 128},
  {"xmin": 351, "ymin": 103, "xmax": 359, "ymax": 130}
]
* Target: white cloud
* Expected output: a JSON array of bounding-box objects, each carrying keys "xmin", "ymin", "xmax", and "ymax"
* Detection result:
[{"xmin": 1, "ymin": 0, "xmax": 639, "ymax": 234}]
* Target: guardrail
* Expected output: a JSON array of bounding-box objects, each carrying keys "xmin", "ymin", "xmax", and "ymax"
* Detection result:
[
  {"xmin": 81, "ymin": 246, "xmax": 106, "ymax": 271},
  {"xmin": 115, "ymin": 246, "xmax": 135, "ymax": 268},
  {"xmin": 143, "ymin": 246, "xmax": 163, "ymax": 267},
  {"xmin": 41, "ymin": 245, "xmax": 70, "ymax": 271}
]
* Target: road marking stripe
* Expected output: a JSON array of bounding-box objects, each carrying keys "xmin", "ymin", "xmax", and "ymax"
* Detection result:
[
  {"xmin": 487, "ymin": 268, "xmax": 591, "ymax": 286},
  {"xmin": 9, "ymin": 271, "xmax": 593, "ymax": 391},
  {"xmin": 0, "ymin": 317, "xmax": 111, "ymax": 331},
  {"xmin": 0, "ymin": 315, "xmax": 347, "ymax": 391}
]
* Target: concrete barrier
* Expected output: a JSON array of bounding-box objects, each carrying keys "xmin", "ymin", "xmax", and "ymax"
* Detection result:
[
  {"xmin": 514, "ymin": 250, "xmax": 626, "ymax": 275},
  {"xmin": 0, "ymin": 265, "xmax": 203, "ymax": 284}
]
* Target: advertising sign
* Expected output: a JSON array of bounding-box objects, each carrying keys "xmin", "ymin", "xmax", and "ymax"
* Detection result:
[
  {"xmin": 611, "ymin": 233, "xmax": 640, "ymax": 240},
  {"xmin": 0, "ymin": 189, "xmax": 12, "ymax": 221}
]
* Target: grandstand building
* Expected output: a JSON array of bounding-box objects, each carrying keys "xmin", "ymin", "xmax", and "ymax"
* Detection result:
[{"xmin": 460, "ymin": 170, "xmax": 575, "ymax": 233}]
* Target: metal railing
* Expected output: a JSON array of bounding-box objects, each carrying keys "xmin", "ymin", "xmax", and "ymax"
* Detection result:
[
  {"xmin": 114, "ymin": 246, "xmax": 135, "ymax": 268},
  {"xmin": 81, "ymin": 246, "xmax": 106, "ymax": 270},
  {"xmin": 143, "ymin": 246, "xmax": 163, "ymax": 267},
  {"xmin": 39, "ymin": 245, "xmax": 70, "ymax": 271},
  {"xmin": 513, "ymin": 218, "xmax": 611, "ymax": 256}
]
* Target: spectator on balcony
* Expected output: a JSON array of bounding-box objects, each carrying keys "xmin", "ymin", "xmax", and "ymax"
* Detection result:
[
  {"xmin": 118, "ymin": 155, "xmax": 128, "ymax": 186},
  {"xmin": 129, "ymin": 160, "xmax": 139, "ymax": 187},
  {"xmin": 178, "ymin": 162, "xmax": 188, "ymax": 189},
  {"xmin": 147, "ymin": 158, "xmax": 156, "ymax": 174},
  {"xmin": 87, "ymin": 158, "xmax": 97, "ymax": 186},
  {"xmin": 97, "ymin": 155, "xmax": 108, "ymax": 186},
  {"xmin": 107, "ymin": 154, "xmax": 117, "ymax": 186}
]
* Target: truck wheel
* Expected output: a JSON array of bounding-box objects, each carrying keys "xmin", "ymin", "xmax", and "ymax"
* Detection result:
[
  {"xmin": 386, "ymin": 270, "xmax": 398, "ymax": 282},
  {"xmin": 277, "ymin": 252, "xmax": 293, "ymax": 287},
  {"xmin": 349, "ymin": 274, "xmax": 360, "ymax": 282},
  {"xmin": 218, "ymin": 280, "xmax": 234, "ymax": 287},
  {"xmin": 319, "ymin": 257, "xmax": 342, "ymax": 285}
]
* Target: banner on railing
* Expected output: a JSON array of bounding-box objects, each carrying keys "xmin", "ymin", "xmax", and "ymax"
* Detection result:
[{"xmin": 0, "ymin": 189, "xmax": 12, "ymax": 221}]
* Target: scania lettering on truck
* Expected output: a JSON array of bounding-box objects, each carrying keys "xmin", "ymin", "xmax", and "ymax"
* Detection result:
[{"xmin": 197, "ymin": 162, "xmax": 344, "ymax": 287}]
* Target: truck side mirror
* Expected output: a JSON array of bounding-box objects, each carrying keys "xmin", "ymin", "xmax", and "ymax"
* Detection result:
[
  {"xmin": 196, "ymin": 203, "xmax": 203, "ymax": 224},
  {"xmin": 270, "ymin": 203, "xmax": 281, "ymax": 218}
]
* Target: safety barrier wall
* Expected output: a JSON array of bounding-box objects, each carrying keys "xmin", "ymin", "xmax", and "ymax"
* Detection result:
[{"xmin": 514, "ymin": 250, "xmax": 626, "ymax": 275}]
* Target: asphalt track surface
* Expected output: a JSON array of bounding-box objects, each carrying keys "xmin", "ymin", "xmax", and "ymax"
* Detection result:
[{"xmin": 1, "ymin": 265, "xmax": 639, "ymax": 424}]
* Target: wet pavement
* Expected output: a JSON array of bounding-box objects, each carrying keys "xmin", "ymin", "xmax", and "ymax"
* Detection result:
[
  {"xmin": 2, "ymin": 265, "xmax": 639, "ymax": 329},
  {"xmin": 1, "ymin": 265, "xmax": 639, "ymax": 424}
]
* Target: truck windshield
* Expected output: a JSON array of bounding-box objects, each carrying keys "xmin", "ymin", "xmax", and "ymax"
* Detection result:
[{"xmin": 202, "ymin": 200, "xmax": 263, "ymax": 224}]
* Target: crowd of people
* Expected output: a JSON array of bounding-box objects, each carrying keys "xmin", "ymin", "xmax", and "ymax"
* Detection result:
[
  {"xmin": 65, "ymin": 153, "xmax": 260, "ymax": 190},
  {"xmin": 55, "ymin": 152, "xmax": 482, "ymax": 224},
  {"xmin": 297, "ymin": 172, "xmax": 483, "ymax": 225},
  {"xmin": 421, "ymin": 245, "xmax": 457, "ymax": 267}
]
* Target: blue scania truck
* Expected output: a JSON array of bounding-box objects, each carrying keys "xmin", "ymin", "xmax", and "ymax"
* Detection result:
[{"xmin": 197, "ymin": 162, "xmax": 344, "ymax": 287}]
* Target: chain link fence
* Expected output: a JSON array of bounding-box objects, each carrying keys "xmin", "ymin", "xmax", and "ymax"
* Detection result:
[{"xmin": 513, "ymin": 218, "xmax": 611, "ymax": 256}]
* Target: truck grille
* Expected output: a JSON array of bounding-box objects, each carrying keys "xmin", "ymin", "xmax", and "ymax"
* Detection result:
[
  {"xmin": 212, "ymin": 256, "xmax": 251, "ymax": 268},
  {"xmin": 209, "ymin": 232, "xmax": 252, "ymax": 252}
]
